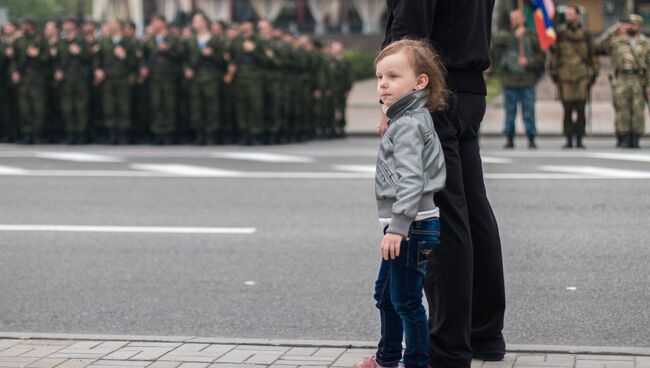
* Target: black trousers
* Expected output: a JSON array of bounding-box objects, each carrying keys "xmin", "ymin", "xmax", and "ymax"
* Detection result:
[
  {"xmin": 426, "ymin": 92, "xmax": 506, "ymax": 368},
  {"xmin": 562, "ymin": 100, "xmax": 586, "ymax": 137}
]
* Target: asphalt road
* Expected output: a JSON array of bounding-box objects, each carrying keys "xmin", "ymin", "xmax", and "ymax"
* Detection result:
[{"xmin": 0, "ymin": 137, "xmax": 649, "ymax": 347}]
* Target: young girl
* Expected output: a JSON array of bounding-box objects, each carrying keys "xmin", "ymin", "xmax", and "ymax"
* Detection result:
[{"xmin": 354, "ymin": 39, "xmax": 447, "ymax": 368}]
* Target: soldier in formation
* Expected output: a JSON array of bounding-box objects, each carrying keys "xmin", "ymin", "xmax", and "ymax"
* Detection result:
[
  {"xmin": 0, "ymin": 13, "xmax": 354, "ymax": 146},
  {"xmin": 596, "ymin": 14, "xmax": 650, "ymax": 149},
  {"xmin": 550, "ymin": 5, "xmax": 600, "ymax": 149}
]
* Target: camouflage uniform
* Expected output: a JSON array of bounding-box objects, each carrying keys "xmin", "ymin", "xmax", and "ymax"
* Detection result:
[
  {"xmin": 230, "ymin": 35, "xmax": 267, "ymax": 144},
  {"xmin": 550, "ymin": 22, "xmax": 600, "ymax": 147},
  {"xmin": 331, "ymin": 55, "xmax": 353, "ymax": 137},
  {"xmin": 184, "ymin": 34, "xmax": 227, "ymax": 144},
  {"xmin": 57, "ymin": 36, "xmax": 91, "ymax": 141},
  {"xmin": 596, "ymin": 14, "xmax": 650, "ymax": 147},
  {"xmin": 98, "ymin": 36, "xmax": 137, "ymax": 143},
  {"xmin": 142, "ymin": 33, "xmax": 182, "ymax": 141},
  {"xmin": 11, "ymin": 30, "xmax": 49, "ymax": 143}
]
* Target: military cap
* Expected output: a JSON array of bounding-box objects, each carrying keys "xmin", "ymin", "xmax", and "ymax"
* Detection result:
[
  {"xmin": 19, "ymin": 16, "xmax": 36, "ymax": 26},
  {"xmin": 61, "ymin": 15, "xmax": 79, "ymax": 25},
  {"xmin": 629, "ymin": 14, "xmax": 644, "ymax": 26}
]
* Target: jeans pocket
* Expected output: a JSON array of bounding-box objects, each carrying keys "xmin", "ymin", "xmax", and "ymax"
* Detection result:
[{"xmin": 416, "ymin": 238, "xmax": 439, "ymax": 272}]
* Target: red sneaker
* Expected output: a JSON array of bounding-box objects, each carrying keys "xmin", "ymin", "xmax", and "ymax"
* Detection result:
[{"xmin": 352, "ymin": 356, "xmax": 397, "ymax": 368}]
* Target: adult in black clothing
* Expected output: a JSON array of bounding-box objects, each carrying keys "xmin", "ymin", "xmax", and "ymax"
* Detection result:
[{"xmin": 379, "ymin": 1, "xmax": 506, "ymax": 367}]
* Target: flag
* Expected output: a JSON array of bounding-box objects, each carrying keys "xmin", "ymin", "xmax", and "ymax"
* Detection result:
[{"xmin": 531, "ymin": 0, "xmax": 557, "ymax": 50}]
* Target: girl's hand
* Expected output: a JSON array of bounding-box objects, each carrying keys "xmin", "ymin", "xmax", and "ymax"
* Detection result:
[{"xmin": 380, "ymin": 233, "xmax": 403, "ymax": 260}]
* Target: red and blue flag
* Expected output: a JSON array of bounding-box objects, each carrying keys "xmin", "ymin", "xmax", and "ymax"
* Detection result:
[{"xmin": 530, "ymin": 0, "xmax": 556, "ymax": 50}]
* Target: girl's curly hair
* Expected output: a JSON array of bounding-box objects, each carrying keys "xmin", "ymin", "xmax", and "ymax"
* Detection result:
[{"xmin": 375, "ymin": 39, "xmax": 449, "ymax": 112}]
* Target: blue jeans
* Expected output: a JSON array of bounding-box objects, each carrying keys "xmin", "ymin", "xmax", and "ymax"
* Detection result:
[
  {"xmin": 374, "ymin": 217, "xmax": 440, "ymax": 368},
  {"xmin": 503, "ymin": 86, "xmax": 537, "ymax": 136}
]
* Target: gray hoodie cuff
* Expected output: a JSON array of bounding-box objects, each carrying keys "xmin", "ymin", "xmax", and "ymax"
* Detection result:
[{"xmin": 387, "ymin": 214, "xmax": 413, "ymax": 238}]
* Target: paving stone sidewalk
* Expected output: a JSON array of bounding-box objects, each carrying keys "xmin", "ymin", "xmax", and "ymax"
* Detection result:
[{"xmin": 1, "ymin": 338, "xmax": 650, "ymax": 368}]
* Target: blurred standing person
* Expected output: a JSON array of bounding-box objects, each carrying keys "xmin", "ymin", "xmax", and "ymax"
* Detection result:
[
  {"xmin": 381, "ymin": 1, "xmax": 507, "ymax": 367},
  {"xmin": 96, "ymin": 20, "xmax": 137, "ymax": 144},
  {"xmin": 257, "ymin": 19, "xmax": 283, "ymax": 144},
  {"xmin": 83, "ymin": 20, "xmax": 103, "ymax": 141},
  {"xmin": 227, "ymin": 20, "xmax": 267, "ymax": 145},
  {"xmin": 184, "ymin": 12, "xmax": 227, "ymax": 145},
  {"xmin": 126, "ymin": 20, "xmax": 149, "ymax": 142},
  {"xmin": 44, "ymin": 20, "xmax": 63, "ymax": 142},
  {"xmin": 550, "ymin": 5, "xmax": 600, "ymax": 149},
  {"xmin": 596, "ymin": 14, "xmax": 650, "ymax": 148},
  {"xmin": 329, "ymin": 41, "xmax": 353, "ymax": 138},
  {"xmin": 11, "ymin": 17, "xmax": 49, "ymax": 144},
  {"xmin": 1, "ymin": 21, "xmax": 20, "ymax": 142},
  {"xmin": 140, "ymin": 14, "xmax": 182, "ymax": 145},
  {"xmin": 56, "ymin": 17, "xmax": 91, "ymax": 144},
  {"xmin": 493, "ymin": 9, "xmax": 545, "ymax": 149},
  {"xmin": 220, "ymin": 24, "xmax": 238, "ymax": 144}
]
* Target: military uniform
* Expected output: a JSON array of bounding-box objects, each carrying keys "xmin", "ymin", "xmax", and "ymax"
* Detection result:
[
  {"xmin": 331, "ymin": 55, "xmax": 353, "ymax": 137},
  {"xmin": 46, "ymin": 37, "xmax": 63, "ymax": 142},
  {"xmin": 0, "ymin": 38, "xmax": 19, "ymax": 142},
  {"xmin": 11, "ymin": 29, "xmax": 49, "ymax": 143},
  {"xmin": 142, "ymin": 32, "xmax": 182, "ymax": 142},
  {"xmin": 98, "ymin": 36, "xmax": 137, "ymax": 143},
  {"xmin": 596, "ymin": 14, "xmax": 650, "ymax": 148},
  {"xmin": 57, "ymin": 35, "xmax": 91, "ymax": 143},
  {"xmin": 550, "ymin": 22, "xmax": 600, "ymax": 148},
  {"xmin": 230, "ymin": 35, "xmax": 267, "ymax": 144},
  {"xmin": 184, "ymin": 34, "xmax": 227, "ymax": 144}
]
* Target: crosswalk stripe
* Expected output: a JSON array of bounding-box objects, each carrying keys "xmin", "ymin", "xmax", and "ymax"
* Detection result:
[
  {"xmin": 481, "ymin": 156, "xmax": 513, "ymax": 164},
  {"xmin": 35, "ymin": 152, "xmax": 123, "ymax": 163},
  {"xmin": 539, "ymin": 165, "xmax": 650, "ymax": 179},
  {"xmin": 211, "ymin": 152, "xmax": 315, "ymax": 163},
  {"xmin": 0, "ymin": 165, "xmax": 27, "ymax": 175},
  {"xmin": 331, "ymin": 165, "xmax": 376, "ymax": 173},
  {"xmin": 587, "ymin": 152, "xmax": 650, "ymax": 163},
  {"xmin": 130, "ymin": 164, "xmax": 240, "ymax": 177},
  {"xmin": 0, "ymin": 225, "xmax": 256, "ymax": 234}
]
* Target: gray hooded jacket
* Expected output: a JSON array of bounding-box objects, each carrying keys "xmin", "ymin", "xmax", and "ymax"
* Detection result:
[{"xmin": 375, "ymin": 90, "xmax": 446, "ymax": 237}]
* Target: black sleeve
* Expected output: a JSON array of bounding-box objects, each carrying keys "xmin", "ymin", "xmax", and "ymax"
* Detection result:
[{"xmin": 382, "ymin": 0, "xmax": 437, "ymax": 49}]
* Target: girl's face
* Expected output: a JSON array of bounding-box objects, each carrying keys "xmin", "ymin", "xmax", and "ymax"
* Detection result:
[{"xmin": 376, "ymin": 51, "xmax": 428, "ymax": 107}]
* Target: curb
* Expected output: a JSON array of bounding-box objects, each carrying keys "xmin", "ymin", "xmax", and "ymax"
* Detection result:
[
  {"xmin": 1, "ymin": 332, "xmax": 650, "ymax": 356},
  {"xmin": 347, "ymin": 132, "xmax": 618, "ymax": 138}
]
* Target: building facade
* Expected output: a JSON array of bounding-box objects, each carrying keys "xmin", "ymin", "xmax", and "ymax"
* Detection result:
[{"xmin": 92, "ymin": 0, "xmax": 387, "ymax": 35}]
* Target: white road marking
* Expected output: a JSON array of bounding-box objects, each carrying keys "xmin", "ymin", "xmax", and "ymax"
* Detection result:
[
  {"xmin": 587, "ymin": 152, "xmax": 650, "ymax": 163},
  {"xmin": 0, "ymin": 225, "xmax": 256, "ymax": 234},
  {"xmin": 211, "ymin": 152, "xmax": 315, "ymax": 163},
  {"xmin": 483, "ymin": 173, "xmax": 593, "ymax": 179},
  {"xmin": 539, "ymin": 165, "xmax": 650, "ymax": 179},
  {"xmin": 332, "ymin": 165, "xmax": 376, "ymax": 173},
  {"xmin": 244, "ymin": 281, "xmax": 256, "ymax": 286},
  {"xmin": 0, "ymin": 165, "xmax": 27, "ymax": 175},
  {"xmin": 481, "ymin": 156, "xmax": 513, "ymax": 164},
  {"xmin": 34, "ymin": 152, "xmax": 123, "ymax": 163},
  {"xmin": 131, "ymin": 164, "xmax": 240, "ymax": 177}
]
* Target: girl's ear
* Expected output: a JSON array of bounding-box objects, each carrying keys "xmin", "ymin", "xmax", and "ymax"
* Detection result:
[{"xmin": 415, "ymin": 73, "xmax": 429, "ymax": 91}]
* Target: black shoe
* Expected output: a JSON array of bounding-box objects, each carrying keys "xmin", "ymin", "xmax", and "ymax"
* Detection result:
[
  {"xmin": 622, "ymin": 133, "xmax": 634, "ymax": 148},
  {"xmin": 194, "ymin": 132, "xmax": 205, "ymax": 145},
  {"xmin": 632, "ymin": 134, "xmax": 641, "ymax": 149},
  {"xmin": 575, "ymin": 135, "xmax": 585, "ymax": 149},
  {"xmin": 18, "ymin": 133, "xmax": 34, "ymax": 145},
  {"xmin": 64, "ymin": 134, "xmax": 77, "ymax": 145},
  {"xmin": 527, "ymin": 134, "xmax": 537, "ymax": 149},
  {"xmin": 503, "ymin": 134, "xmax": 514, "ymax": 149},
  {"xmin": 118, "ymin": 132, "xmax": 130, "ymax": 145},
  {"xmin": 562, "ymin": 135, "xmax": 573, "ymax": 149},
  {"xmin": 473, "ymin": 352, "xmax": 505, "ymax": 362},
  {"xmin": 616, "ymin": 133, "xmax": 624, "ymax": 148},
  {"xmin": 205, "ymin": 134, "xmax": 217, "ymax": 145}
]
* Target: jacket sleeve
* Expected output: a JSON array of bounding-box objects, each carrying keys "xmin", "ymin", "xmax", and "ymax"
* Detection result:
[
  {"xmin": 386, "ymin": 117, "xmax": 425, "ymax": 237},
  {"xmin": 382, "ymin": 0, "xmax": 436, "ymax": 49},
  {"xmin": 594, "ymin": 26, "xmax": 617, "ymax": 55}
]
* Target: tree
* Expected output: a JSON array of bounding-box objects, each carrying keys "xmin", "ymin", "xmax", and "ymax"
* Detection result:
[{"xmin": 1, "ymin": 0, "xmax": 91, "ymax": 24}]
